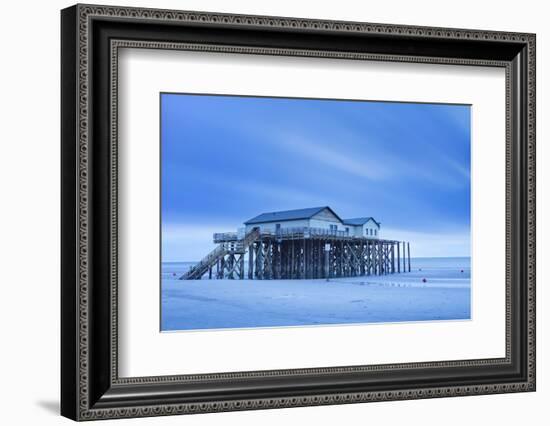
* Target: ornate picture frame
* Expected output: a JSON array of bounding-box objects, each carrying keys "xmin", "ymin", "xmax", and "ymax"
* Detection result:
[{"xmin": 61, "ymin": 4, "xmax": 535, "ymax": 421}]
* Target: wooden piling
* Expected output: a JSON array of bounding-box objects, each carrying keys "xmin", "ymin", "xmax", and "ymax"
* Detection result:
[
  {"xmin": 402, "ymin": 241, "xmax": 406, "ymax": 273},
  {"xmin": 248, "ymin": 244, "xmax": 254, "ymax": 279},
  {"xmin": 397, "ymin": 242, "xmax": 401, "ymax": 273},
  {"xmin": 407, "ymin": 242, "xmax": 411, "ymax": 272},
  {"xmin": 203, "ymin": 229, "xmax": 411, "ymax": 280},
  {"xmin": 391, "ymin": 243, "xmax": 395, "ymax": 273}
]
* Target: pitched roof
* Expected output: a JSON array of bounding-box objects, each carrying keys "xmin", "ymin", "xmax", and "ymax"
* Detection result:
[
  {"xmin": 244, "ymin": 206, "xmax": 342, "ymax": 225},
  {"xmin": 343, "ymin": 217, "xmax": 380, "ymax": 227}
]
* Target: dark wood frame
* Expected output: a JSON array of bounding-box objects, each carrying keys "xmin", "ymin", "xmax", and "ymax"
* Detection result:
[{"xmin": 61, "ymin": 3, "xmax": 536, "ymax": 421}]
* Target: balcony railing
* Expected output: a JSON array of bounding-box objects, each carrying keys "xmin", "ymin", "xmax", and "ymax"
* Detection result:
[
  {"xmin": 215, "ymin": 226, "xmax": 362, "ymax": 241},
  {"xmin": 266, "ymin": 226, "xmax": 350, "ymax": 238},
  {"xmin": 213, "ymin": 232, "xmax": 238, "ymax": 242}
]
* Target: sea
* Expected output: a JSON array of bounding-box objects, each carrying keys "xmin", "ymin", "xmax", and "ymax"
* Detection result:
[{"xmin": 161, "ymin": 257, "xmax": 471, "ymax": 281}]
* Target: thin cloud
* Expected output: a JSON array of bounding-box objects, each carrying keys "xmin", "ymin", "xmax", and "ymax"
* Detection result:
[{"xmin": 274, "ymin": 134, "xmax": 393, "ymax": 181}]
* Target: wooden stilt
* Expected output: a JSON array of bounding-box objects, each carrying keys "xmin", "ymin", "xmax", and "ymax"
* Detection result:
[
  {"xmin": 248, "ymin": 244, "xmax": 254, "ymax": 279},
  {"xmin": 278, "ymin": 242, "xmax": 282, "ymax": 279},
  {"xmin": 381, "ymin": 242, "xmax": 384, "ymax": 275},
  {"xmin": 402, "ymin": 241, "xmax": 406, "ymax": 273},
  {"xmin": 257, "ymin": 242, "xmax": 263, "ymax": 280},
  {"xmin": 407, "ymin": 242, "xmax": 411, "ymax": 272},
  {"xmin": 191, "ymin": 227, "xmax": 411, "ymax": 280},
  {"xmin": 397, "ymin": 242, "xmax": 400, "ymax": 273},
  {"xmin": 239, "ymin": 255, "xmax": 244, "ymax": 279},
  {"xmin": 303, "ymin": 240, "xmax": 307, "ymax": 279}
]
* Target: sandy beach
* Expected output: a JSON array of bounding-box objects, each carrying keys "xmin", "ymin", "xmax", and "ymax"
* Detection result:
[{"xmin": 161, "ymin": 257, "xmax": 471, "ymax": 331}]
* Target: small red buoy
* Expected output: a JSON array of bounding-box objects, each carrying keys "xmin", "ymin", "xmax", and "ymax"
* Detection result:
[
  {"xmin": 172, "ymin": 272, "xmax": 176, "ymax": 276},
  {"xmin": 419, "ymin": 268, "xmax": 422, "ymax": 271},
  {"xmin": 422, "ymin": 278, "xmax": 427, "ymax": 283},
  {"xmin": 460, "ymin": 270, "xmax": 464, "ymax": 273}
]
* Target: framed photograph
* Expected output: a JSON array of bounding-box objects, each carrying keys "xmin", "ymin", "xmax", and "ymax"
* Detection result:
[{"xmin": 61, "ymin": 4, "xmax": 536, "ymax": 421}]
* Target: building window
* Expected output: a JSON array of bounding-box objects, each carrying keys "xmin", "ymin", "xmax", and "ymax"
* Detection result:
[
  {"xmin": 370, "ymin": 229, "xmax": 373, "ymax": 236},
  {"xmin": 374, "ymin": 229, "xmax": 377, "ymax": 236},
  {"xmin": 345, "ymin": 227, "xmax": 349, "ymax": 235},
  {"xmin": 275, "ymin": 223, "xmax": 281, "ymax": 233}
]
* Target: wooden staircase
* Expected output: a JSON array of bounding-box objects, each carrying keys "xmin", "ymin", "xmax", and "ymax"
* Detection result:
[{"xmin": 179, "ymin": 228, "xmax": 261, "ymax": 280}]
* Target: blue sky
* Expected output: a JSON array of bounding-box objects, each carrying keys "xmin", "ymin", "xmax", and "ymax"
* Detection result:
[{"xmin": 161, "ymin": 93, "xmax": 471, "ymax": 261}]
